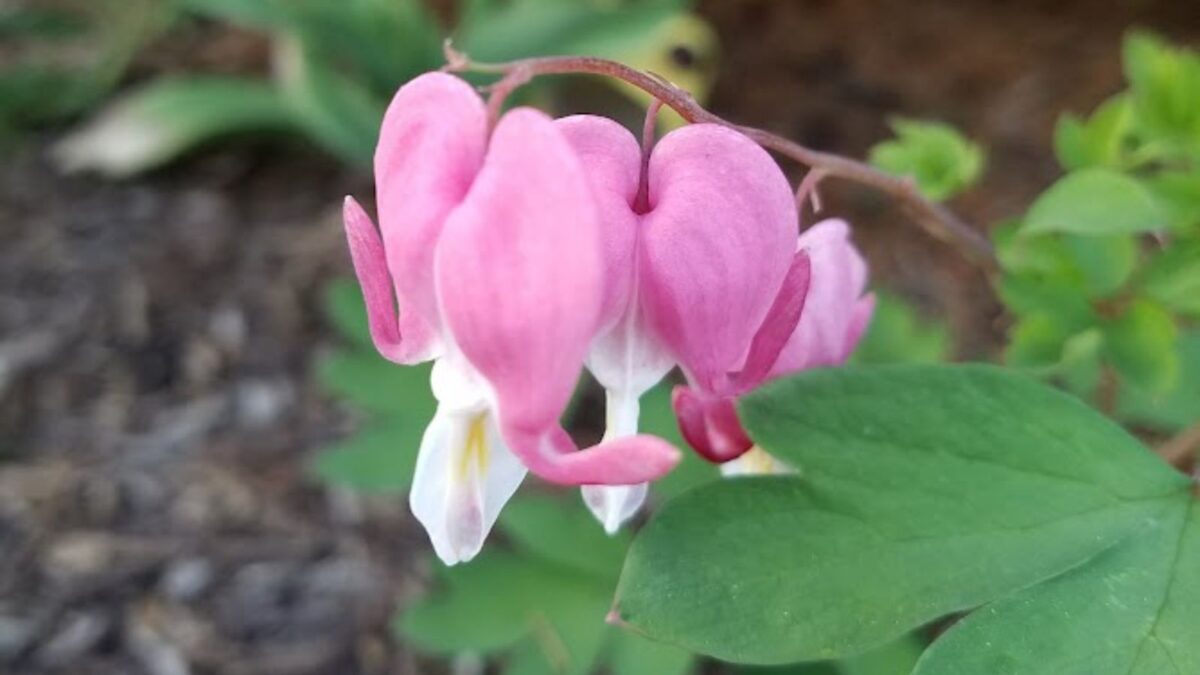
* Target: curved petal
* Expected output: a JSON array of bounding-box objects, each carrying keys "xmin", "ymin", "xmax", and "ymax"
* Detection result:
[
  {"xmin": 771, "ymin": 219, "xmax": 872, "ymax": 375},
  {"xmin": 375, "ymin": 72, "xmax": 488, "ymax": 360},
  {"xmin": 436, "ymin": 109, "xmax": 678, "ymax": 485},
  {"xmin": 582, "ymin": 483, "xmax": 649, "ymax": 534},
  {"xmin": 639, "ymin": 124, "xmax": 798, "ymax": 394},
  {"xmin": 342, "ymin": 197, "xmax": 438, "ymax": 363},
  {"xmin": 555, "ymin": 115, "xmax": 642, "ymax": 331},
  {"xmin": 409, "ymin": 407, "xmax": 527, "ymax": 565},
  {"xmin": 671, "ymin": 385, "xmax": 752, "ymax": 463},
  {"xmin": 730, "ymin": 250, "xmax": 811, "ymax": 391}
]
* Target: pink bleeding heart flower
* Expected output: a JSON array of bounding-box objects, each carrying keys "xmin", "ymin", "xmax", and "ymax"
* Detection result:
[
  {"xmin": 675, "ymin": 217, "xmax": 876, "ymax": 474},
  {"xmin": 557, "ymin": 114, "xmax": 807, "ymax": 531},
  {"xmin": 342, "ymin": 73, "xmax": 679, "ymax": 564}
]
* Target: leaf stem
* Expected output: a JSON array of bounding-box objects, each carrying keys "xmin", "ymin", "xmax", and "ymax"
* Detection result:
[
  {"xmin": 1156, "ymin": 421, "xmax": 1200, "ymax": 471},
  {"xmin": 443, "ymin": 42, "xmax": 997, "ymax": 270}
]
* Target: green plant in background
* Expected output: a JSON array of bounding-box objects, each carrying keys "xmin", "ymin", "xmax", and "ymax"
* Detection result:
[
  {"xmin": 869, "ymin": 31, "xmax": 1200, "ymax": 434},
  {"xmin": 0, "ymin": 0, "xmax": 168, "ymax": 139},
  {"xmin": 998, "ymin": 30, "xmax": 1200, "ymax": 430},
  {"xmin": 868, "ymin": 119, "xmax": 984, "ymax": 202},
  {"xmin": 54, "ymin": 0, "xmax": 717, "ymax": 176}
]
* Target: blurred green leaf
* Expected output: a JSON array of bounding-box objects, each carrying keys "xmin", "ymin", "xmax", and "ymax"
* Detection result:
[
  {"xmin": 1102, "ymin": 299, "xmax": 1179, "ymax": 393},
  {"xmin": 317, "ymin": 351, "xmax": 433, "ymax": 416},
  {"xmin": 1061, "ymin": 234, "xmax": 1138, "ymax": 298},
  {"xmin": 400, "ymin": 552, "xmax": 560, "ymax": 654},
  {"xmin": 1123, "ymin": 30, "xmax": 1200, "ymax": 158},
  {"xmin": 1147, "ymin": 170, "xmax": 1200, "ymax": 233},
  {"xmin": 1005, "ymin": 313, "xmax": 1075, "ymax": 370},
  {"xmin": 868, "ymin": 119, "xmax": 984, "ymax": 201},
  {"xmin": 309, "ymin": 417, "xmax": 418, "ymax": 493},
  {"xmin": 609, "ymin": 630, "xmax": 693, "ymax": 675},
  {"xmin": 850, "ymin": 292, "xmax": 950, "ymax": 365},
  {"xmin": 1024, "ymin": 169, "xmax": 1165, "ymax": 235},
  {"xmin": 639, "ymin": 380, "xmax": 718, "ymax": 502},
  {"xmin": 275, "ymin": 37, "xmax": 384, "ymax": 166},
  {"xmin": 1119, "ymin": 330, "xmax": 1200, "ymax": 432},
  {"xmin": 0, "ymin": 7, "xmax": 86, "ymax": 38},
  {"xmin": 1053, "ymin": 95, "xmax": 1133, "ymax": 171},
  {"xmin": 499, "ymin": 495, "xmax": 630, "ymax": 581},
  {"xmin": 321, "ymin": 277, "xmax": 374, "ymax": 348},
  {"xmin": 1139, "ymin": 241, "xmax": 1200, "ymax": 317},
  {"xmin": 53, "ymin": 76, "xmax": 294, "ymax": 176}
]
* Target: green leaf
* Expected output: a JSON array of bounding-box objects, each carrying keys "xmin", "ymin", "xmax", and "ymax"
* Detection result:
[
  {"xmin": 609, "ymin": 630, "xmax": 693, "ymax": 675},
  {"xmin": 1147, "ymin": 171, "xmax": 1200, "ymax": 233},
  {"xmin": 317, "ymin": 352, "xmax": 433, "ymax": 417},
  {"xmin": 1119, "ymin": 331, "xmax": 1200, "ymax": 432},
  {"xmin": 321, "ymin": 278, "xmax": 373, "ymax": 348},
  {"xmin": 52, "ymin": 76, "xmax": 294, "ymax": 176},
  {"xmin": 1024, "ymin": 169, "xmax": 1165, "ymax": 235},
  {"xmin": 1139, "ymin": 241, "xmax": 1200, "ymax": 317},
  {"xmin": 913, "ymin": 498, "xmax": 1199, "ymax": 675},
  {"xmin": 400, "ymin": 553, "xmax": 559, "ymax": 654},
  {"xmin": 309, "ymin": 417, "xmax": 417, "ymax": 493},
  {"xmin": 850, "ymin": 293, "xmax": 950, "ymax": 365},
  {"xmin": 1004, "ymin": 313, "xmax": 1076, "ymax": 369},
  {"xmin": 868, "ymin": 119, "xmax": 985, "ymax": 202},
  {"xmin": 1061, "ymin": 233, "xmax": 1138, "ymax": 297},
  {"xmin": 614, "ymin": 365, "xmax": 1189, "ymax": 665},
  {"xmin": 1123, "ymin": 31, "xmax": 1200, "ymax": 156},
  {"xmin": 1102, "ymin": 299, "xmax": 1179, "ymax": 393},
  {"xmin": 275, "ymin": 37, "xmax": 383, "ymax": 166},
  {"xmin": 1053, "ymin": 95, "xmax": 1133, "ymax": 171},
  {"xmin": 639, "ymin": 379, "xmax": 719, "ymax": 502},
  {"xmin": 499, "ymin": 495, "xmax": 630, "ymax": 581}
]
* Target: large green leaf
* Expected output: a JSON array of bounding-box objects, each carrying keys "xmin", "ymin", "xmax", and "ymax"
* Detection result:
[
  {"xmin": 1024, "ymin": 169, "xmax": 1165, "ymax": 235},
  {"xmin": 614, "ymin": 365, "xmax": 1188, "ymax": 664},
  {"xmin": 913, "ymin": 498, "xmax": 1199, "ymax": 675}
]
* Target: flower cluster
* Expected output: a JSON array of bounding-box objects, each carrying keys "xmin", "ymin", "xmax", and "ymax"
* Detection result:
[{"xmin": 342, "ymin": 72, "xmax": 872, "ymax": 564}]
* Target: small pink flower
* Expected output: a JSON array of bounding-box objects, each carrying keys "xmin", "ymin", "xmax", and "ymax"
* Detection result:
[
  {"xmin": 342, "ymin": 73, "xmax": 678, "ymax": 563},
  {"xmin": 674, "ymin": 218, "xmax": 876, "ymax": 470},
  {"xmin": 557, "ymin": 115, "xmax": 808, "ymax": 530}
]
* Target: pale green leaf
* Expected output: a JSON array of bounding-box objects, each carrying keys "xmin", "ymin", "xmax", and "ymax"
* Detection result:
[
  {"xmin": 1024, "ymin": 169, "xmax": 1165, "ymax": 235},
  {"xmin": 868, "ymin": 119, "xmax": 984, "ymax": 201}
]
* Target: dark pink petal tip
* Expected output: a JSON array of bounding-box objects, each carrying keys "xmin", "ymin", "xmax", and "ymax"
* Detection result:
[{"xmin": 671, "ymin": 386, "xmax": 753, "ymax": 464}]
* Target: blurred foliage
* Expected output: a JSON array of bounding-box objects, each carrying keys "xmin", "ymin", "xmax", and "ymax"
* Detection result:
[
  {"xmin": 851, "ymin": 292, "xmax": 952, "ymax": 366},
  {"xmin": 994, "ymin": 30, "xmax": 1200, "ymax": 428},
  {"xmin": 0, "ymin": 0, "xmax": 169, "ymax": 139},
  {"xmin": 54, "ymin": 0, "xmax": 717, "ymax": 176},
  {"xmin": 868, "ymin": 119, "xmax": 985, "ymax": 202}
]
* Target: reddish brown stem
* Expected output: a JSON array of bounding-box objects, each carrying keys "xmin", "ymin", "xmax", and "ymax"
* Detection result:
[
  {"xmin": 444, "ymin": 44, "xmax": 997, "ymax": 270},
  {"xmin": 1157, "ymin": 421, "xmax": 1200, "ymax": 471}
]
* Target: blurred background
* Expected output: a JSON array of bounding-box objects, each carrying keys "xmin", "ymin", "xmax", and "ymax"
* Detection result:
[{"xmin": 1, "ymin": 1, "xmax": 1198, "ymax": 674}]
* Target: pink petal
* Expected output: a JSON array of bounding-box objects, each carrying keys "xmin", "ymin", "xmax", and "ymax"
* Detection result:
[
  {"xmin": 843, "ymin": 293, "xmax": 877, "ymax": 361},
  {"xmin": 639, "ymin": 124, "xmax": 798, "ymax": 394},
  {"xmin": 671, "ymin": 386, "xmax": 752, "ymax": 463},
  {"xmin": 436, "ymin": 108, "xmax": 676, "ymax": 485},
  {"xmin": 555, "ymin": 115, "xmax": 642, "ymax": 332},
  {"xmin": 342, "ymin": 197, "xmax": 439, "ymax": 363},
  {"xmin": 731, "ymin": 250, "xmax": 812, "ymax": 391},
  {"xmin": 374, "ymin": 72, "xmax": 488, "ymax": 355},
  {"xmin": 771, "ymin": 219, "xmax": 872, "ymax": 375}
]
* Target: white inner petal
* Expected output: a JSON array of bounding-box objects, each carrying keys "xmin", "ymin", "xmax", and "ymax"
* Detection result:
[
  {"xmin": 410, "ymin": 356, "xmax": 526, "ymax": 565},
  {"xmin": 581, "ymin": 388, "xmax": 651, "ymax": 534},
  {"xmin": 720, "ymin": 446, "xmax": 793, "ymax": 477}
]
